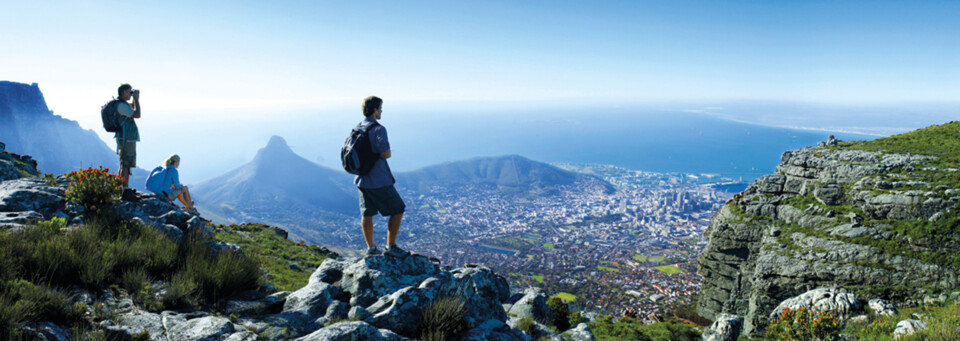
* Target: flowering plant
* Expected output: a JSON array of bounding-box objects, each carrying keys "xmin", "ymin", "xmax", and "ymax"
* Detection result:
[
  {"xmin": 65, "ymin": 167, "xmax": 123, "ymax": 215},
  {"xmin": 765, "ymin": 306, "xmax": 842, "ymax": 341}
]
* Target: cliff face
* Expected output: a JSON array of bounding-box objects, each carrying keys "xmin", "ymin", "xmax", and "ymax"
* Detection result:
[
  {"xmin": 697, "ymin": 124, "xmax": 960, "ymax": 336},
  {"xmin": 0, "ymin": 81, "xmax": 120, "ymax": 176}
]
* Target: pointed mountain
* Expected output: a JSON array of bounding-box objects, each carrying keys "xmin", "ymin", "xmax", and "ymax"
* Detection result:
[{"xmin": 192, "ymin": 135, "xmax": 356, "ymax": 226}]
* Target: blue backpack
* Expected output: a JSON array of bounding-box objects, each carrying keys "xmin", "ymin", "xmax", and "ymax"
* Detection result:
[{"xmin": 145, "ymin": 166, "xmax": 169, "ymax": 194}]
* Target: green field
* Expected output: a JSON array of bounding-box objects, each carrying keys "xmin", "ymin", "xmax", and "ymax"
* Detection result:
[
  {"xmin": 419, "ymin": 204, "xmax": 430, "ymax": 208},
  {"xmin": 653, "ymin": 265, "xmax": 682, "ymax": 274},
  {"xmin": 552, "ymin": 292, "xmax": 577, "ymax": 302},
  {"xmin": 532, "ymin": 275, "xmax": 545, "ymax": 282},
  {"xmin": 633, "ymin": 254, "xmax": 667, "ymax": 263},
  {"xmin": 598, "ymin": 266, "xmax": 621, "ymax": 273},
  {"xmin": 543, "ymin": 243, "xmax": 554, "ymax": 249},
  {"xmin": 436, "ymin": 210, "xmax": 447, "ymax": 213}
]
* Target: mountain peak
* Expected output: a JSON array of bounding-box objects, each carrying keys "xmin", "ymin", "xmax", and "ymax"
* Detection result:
[{"xmin": 264, "ymin": 135, "xmax": 290, "ymax": 151}]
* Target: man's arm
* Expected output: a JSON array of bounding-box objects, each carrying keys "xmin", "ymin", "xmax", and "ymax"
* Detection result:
[
  {"xmin": 381, "ymin": 150, "xmax": 391, "ymax": 159},
  {"xmin": 131, "ymin": 93, "xmax": 141, "ymax": 118}
]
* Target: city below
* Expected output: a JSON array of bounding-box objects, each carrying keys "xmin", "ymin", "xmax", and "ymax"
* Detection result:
[{"xmin": 386, "ymin": 164, "xmax": 746, "ymax": 320}]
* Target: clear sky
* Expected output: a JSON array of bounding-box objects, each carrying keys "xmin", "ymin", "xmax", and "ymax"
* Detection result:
[
  {"xmin": 2, "ymin": 1, "xmax": 958, "ymax": 115},
  {"xmin": 2, "ymin": 1, "xmax": 958, "ymax": 182}
]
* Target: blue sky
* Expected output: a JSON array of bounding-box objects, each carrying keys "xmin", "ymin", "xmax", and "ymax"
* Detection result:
[{"xmin": 1, "ymin": 1, "xmax": 958, "ymax": 181}]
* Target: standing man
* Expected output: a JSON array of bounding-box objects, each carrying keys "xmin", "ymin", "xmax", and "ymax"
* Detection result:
[
  {"xmin": 115, "ymin": 83, "xmax": 140, "ymax": 201},
  {"xmin": 356, "ymin": 96, "xmax": 408, "ymax": 257}
]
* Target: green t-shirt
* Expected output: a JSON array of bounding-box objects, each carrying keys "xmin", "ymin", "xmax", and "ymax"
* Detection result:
[{"xmin": 114, "ymin": 101, "xmax": 140, "ymax": 142}]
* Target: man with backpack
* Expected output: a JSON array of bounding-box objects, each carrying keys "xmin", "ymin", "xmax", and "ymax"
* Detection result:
[
  {"xmin": 112, "ymin": 83, "xmax": 140, "ymax": 200},
  {"xmin": 344, "ymin": 96, "xmax": 408, "ymax": 257}
]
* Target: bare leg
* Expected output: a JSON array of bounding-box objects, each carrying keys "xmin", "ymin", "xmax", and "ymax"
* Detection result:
[
  {"xmin": 361, "ymin": 215, "xmax": 375, "ymax": 248},
  {"xmin": 178, "ymin": 186, "xmax": 195, "ymax": 209},
  {"xmin": 120, "ymin": 166, "xmax": 131, "ymax": 188},
  {"xmin": 387, "ymin": 212, "xmax": 402, "ymax": 247}
]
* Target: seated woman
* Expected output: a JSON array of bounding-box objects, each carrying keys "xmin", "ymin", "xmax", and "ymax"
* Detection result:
[{"xmin": 155, "ymin": 154, "xmax": 195, "ymax": 210}]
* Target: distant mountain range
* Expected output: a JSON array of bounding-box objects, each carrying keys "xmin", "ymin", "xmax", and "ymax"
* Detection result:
[
  {"xmin": 190, "ymin": 137, "xmax": 610, "ymax": 246},
  {"xmin": 396, "ymin": 154, "xmax": 610, "ymax": 197},
  {"xmin": 0, "ymin": 81, "xmax": 146, "ymax": 188}
]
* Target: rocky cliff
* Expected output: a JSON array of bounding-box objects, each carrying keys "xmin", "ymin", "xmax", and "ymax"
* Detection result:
[
  {"xmin": 697, "ymin": 123, "xmax": 960, "ymax": 336},
  {"xmin": 0, "ymin": 81, "xmax": 123, "ymax": 176}
]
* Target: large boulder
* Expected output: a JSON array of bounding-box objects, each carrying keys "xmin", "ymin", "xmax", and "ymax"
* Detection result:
[
  {"xmin": 769, "ymin": 288, "xmax": 862, "ymax": 321},
  {"xmin": 507, "ymin": 287, "xmax": 554, "ymax": 323},
  {"xmin": 164, "ymin": 315, "xmax": 239, "ymax": 341},
  {"xmin": 868, "ymin": 298, "xmax": 898, "ymax": 316},
  {"xmin": 562, "ymin": 323, "xmax": 595, "ymax": 341},
  {"xmin": 893, "ymin": 319, "xmax": 927, "ymax": 340},
  {"xmin": 293, "ymin": 321, "xmax": 405, "ymax": 341},
  {"xmin": 456, "ymin": 319, "xmax": 527, "ymax": 341},
  {"xmin": 702, "ymin": 313, "xmax": 742, "ymax": 341}
]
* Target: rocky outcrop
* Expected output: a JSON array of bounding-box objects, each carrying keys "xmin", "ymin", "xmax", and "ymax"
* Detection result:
[
  {"xmin": 697, "ymin": 141, "xmax": 960, "ymax": 336},
  {"xmin": 893, "ymin": 319, "xmax": 927, "ymax": 339},
  {"xmin": 769, "ymin": 288, "xmax": 861, "ymax": 321},
  {"xmin": 702, "ymin": 313, "xmax": 743, "ymax": 341}
]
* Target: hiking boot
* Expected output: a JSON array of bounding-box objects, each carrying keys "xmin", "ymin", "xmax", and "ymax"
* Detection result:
[
  {"xmin": 365, "ymin": 246, "xmax": 381, "ymax": 256},
  {"xmin": 121, "ymin": 188, "xmax": 140, "ymax": 202},
  {"xmin": 384, "ymin": 245, "xmax": 409, "ymax": 258}
]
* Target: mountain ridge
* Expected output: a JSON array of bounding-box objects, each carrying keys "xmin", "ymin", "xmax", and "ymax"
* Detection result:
[{"xmin": 697, "ymin": 121, "xmax": 960, "ymax": 337}]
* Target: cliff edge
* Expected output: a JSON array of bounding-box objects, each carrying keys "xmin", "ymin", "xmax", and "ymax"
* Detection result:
[{"xmin": 697, "ymin": 122, "xmax": 960, "ymax": 336}]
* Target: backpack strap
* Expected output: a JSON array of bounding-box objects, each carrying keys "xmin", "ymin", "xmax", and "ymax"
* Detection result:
[{"xmin": 358, "ymin": 121, "xmax": 380, "ymax": 133}]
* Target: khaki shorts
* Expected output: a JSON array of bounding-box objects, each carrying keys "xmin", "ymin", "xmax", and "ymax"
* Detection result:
[{"xmin": 117, "ymin": 140, "xmax": 136, "ymax": 168}]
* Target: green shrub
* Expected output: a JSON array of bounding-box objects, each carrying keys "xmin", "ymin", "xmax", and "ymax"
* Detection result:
[
  {"xmin": 516, "ymin": 316, "xmax": 537, "ymax": 335},
  {"xmin": 420, "ymin": 296, "xmax": 467, "ymax": 341},
  {"xmin": 65, "ymin": 167, "xmax": 123, "ymax": 216},
  {"xmin": 764, "ymin": 306, "xmax": 842, "ymax": 341},
  {"xmin": 547, "ymin": 296, "xmax": 571, "ymax": 331},
  {"xmin": 178, "ymin": 235, "xmax": 261, "ymax": 303},
  {"xmin": 568, "ymin": 311, "xmax": 585, "ymax": 327}
]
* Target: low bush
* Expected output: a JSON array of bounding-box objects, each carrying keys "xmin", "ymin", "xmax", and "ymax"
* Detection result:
[
  {"xmin": 420, "ymin": 295, "xmax": 467, "ymax": 341},
  {"xmin": 65, "ymin": 167, "xmax": 123, "ymax": 216},
  {"xmin": 547, "ymin": 296, "xmax": 571, "ymax": 331},
  {"xmin": 764, "ymin": 306, "xmax": 841, "ymax": 341}
]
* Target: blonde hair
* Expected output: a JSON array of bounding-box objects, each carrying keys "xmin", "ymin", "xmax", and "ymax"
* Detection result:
[{"xmin": 164, "ymin": 154, "xmax": 181, "ymax": 167}]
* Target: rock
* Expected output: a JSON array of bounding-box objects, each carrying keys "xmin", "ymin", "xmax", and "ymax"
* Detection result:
[
  {"xmin": 507, "ymin": 316, "xmax": 561, "ymax": 340},
  {"xmin": 315, "ymin": 258, "xmax": 346, "ymax": 284},
  {"xmin": 0, "ymin": 178, "xmax": 64, "ymax": 215},
  {"xmin": 893, "ymin": 319, "xmax": 927, "ymax": 339},
  {"xmin": 213, "ymin": 241, "xmax": 244, "ymax": 257},
  {"xmin": 165, "ymin": 316, "xmax": 237, "ymax": 340},
  {"xmin": 769, "ymin": 288, "xmax": 861, "ymax": 321},
  {"xmin": 702, "ymin": 313, "xmax": 742, "ymax": 341},
  {"xmin": 0, "ymin": 210, "xmax": 43, "ymax": 228},
  {"xmin": 814, "ymin": 185, "xmax": 843, "ymax": 206},
  {"xmin": 457, "ymin": 319, "xmax": 527, "ymax": 341},
  {"xmin": 281, "ymin": 280, "xmax": 340, "ymax": 330},
  {"xmin": 506, "ymin": 287, "xmax": 554, "ymax": 323},
  {"xmin": 224, "ymin": 292, "xmax": 287, "ymax": 316},
  {"xmin": 349, "ymin": 306, "xmax": 372, "ymax": 321},
  {"xmin": 869, "ymin": 299, "xmax": 898, "ymax": 316},
  {"xmin": 817, "ymin": 135, "xmax": 840, "ymax": 147},
  {"xmin": 160, "ymin": 209, "xmax": 192, "ymax": 227},
  {"xmin": 293, "ymin": 321, "xmax": 404, "ymax": 341},
  {"xmin": 99, "ymin": 310, "xmax": 165, "ymax": 339},
  {"xmin": 337, "ymin": 254, "xmax": 443, "ymax": 298},
  {"xmin": 562, "ymin": 323, "xmax": 596, "ymax": 341},
  {"xmin": 364, "ymin": 286, "xmax": 434, "ymax": 337},
  {"xmin": 187, "ymin": 215, "xmax": 209, "ymax": 234},
  {"xmin": 848, "ymin": 315, "xmax": 870, "ymax": 325},
  {"xmin": 19, "ymin": 322, "xmax": 70, "ymax": 341}
]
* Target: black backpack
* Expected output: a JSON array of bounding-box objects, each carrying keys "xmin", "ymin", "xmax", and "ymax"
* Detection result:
[
  {"xmin": 341, "ymin": 122, "xmax": 380, "ymax": 175},
  {"xmin": 101, "ymin": 99, "xmax": 123, "ymax": 133}
]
